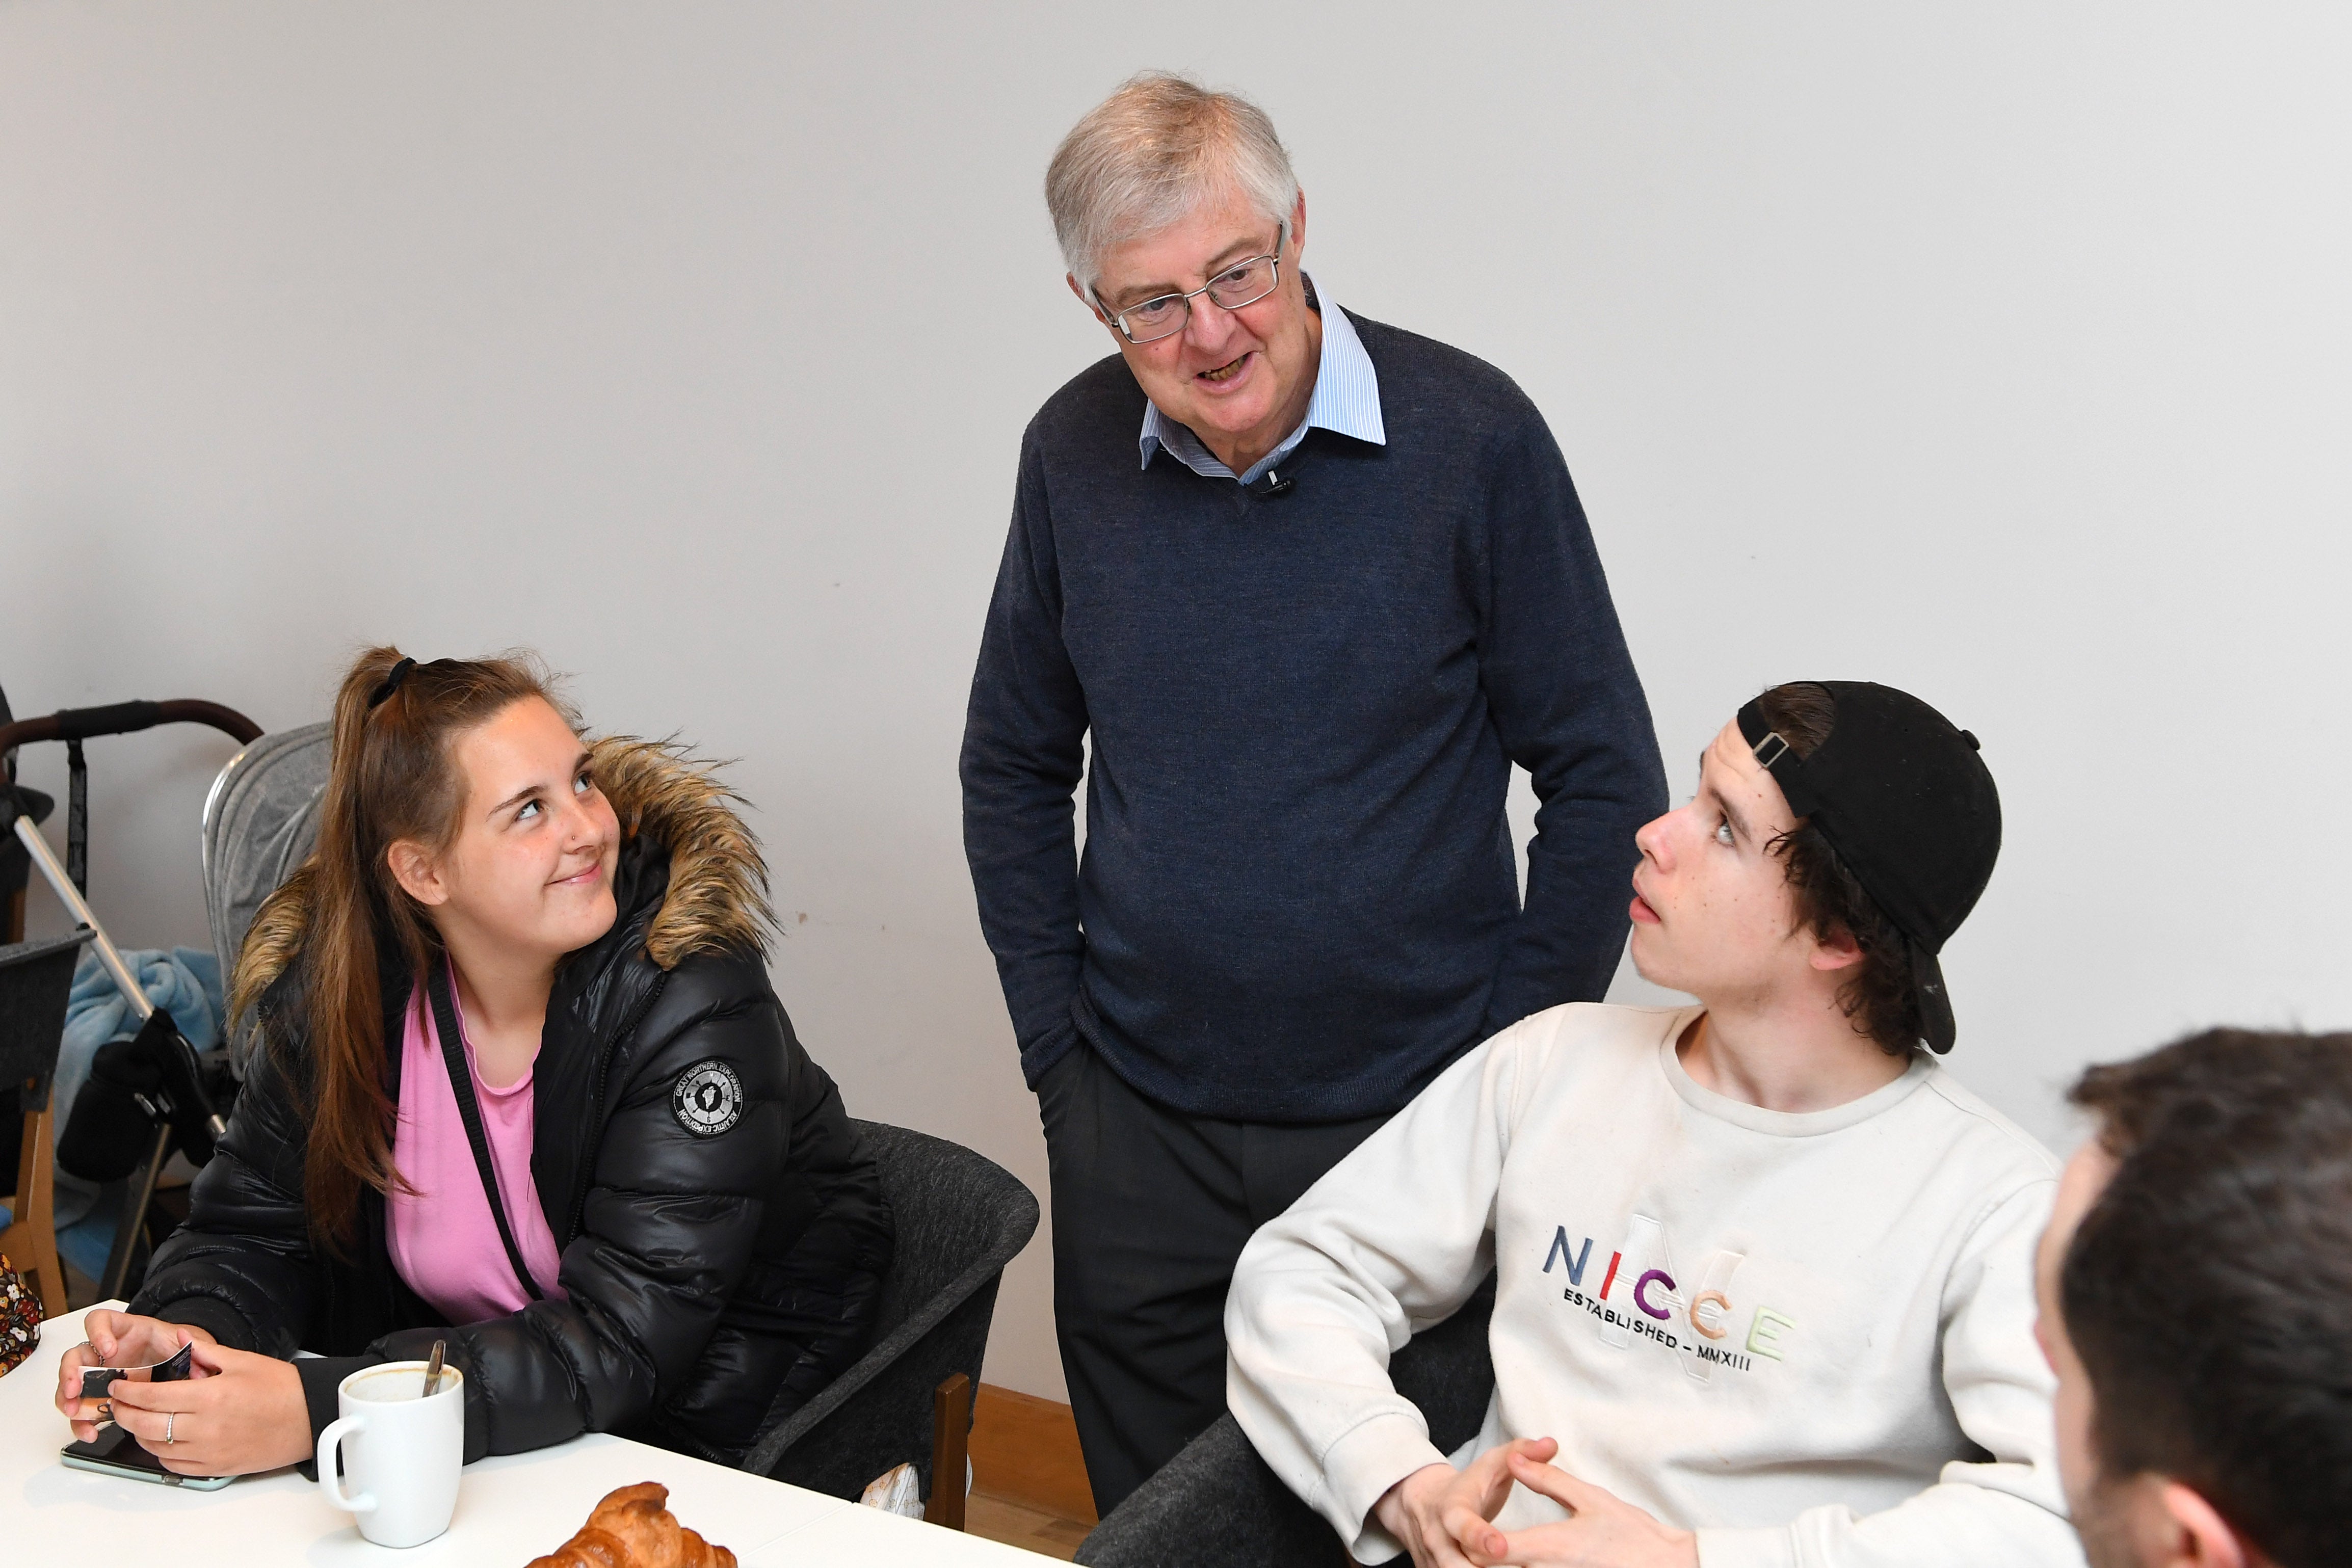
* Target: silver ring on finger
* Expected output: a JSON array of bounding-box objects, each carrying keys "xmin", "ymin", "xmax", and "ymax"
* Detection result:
[{"xmin": 165, "ymin": 1413, "xmax": 177, "ymax": 1445}]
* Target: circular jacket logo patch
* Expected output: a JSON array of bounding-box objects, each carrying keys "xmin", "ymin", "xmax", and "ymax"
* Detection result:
[{"xmin": 671, "ymin": 1060, "xmax": 744, "ymax": 1137}]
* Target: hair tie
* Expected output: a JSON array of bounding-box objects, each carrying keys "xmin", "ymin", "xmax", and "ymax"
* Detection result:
[{"xmin": 367, "ymin": 657, "xmax": 418, "ymax": 710}]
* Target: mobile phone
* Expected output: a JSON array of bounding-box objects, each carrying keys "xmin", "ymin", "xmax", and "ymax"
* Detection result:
[
  {"xmin": 60, "ymin": 1423, "xmax": 234, "ymax": 1490},
  {"xmin": 80, "ymin": 1338, "xmax": 196, "ymax": 1401}
]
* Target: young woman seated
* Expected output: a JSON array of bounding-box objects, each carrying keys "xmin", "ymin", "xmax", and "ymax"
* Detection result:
[{"xmin": 55, "ymin": 648, "xmax": 894, "ymax": 1476}]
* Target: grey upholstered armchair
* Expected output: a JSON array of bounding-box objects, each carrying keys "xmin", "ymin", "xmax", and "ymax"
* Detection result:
[{"xmin": 1077, "ymin": 1270, "xmax": 1498, "ymax": 1567}]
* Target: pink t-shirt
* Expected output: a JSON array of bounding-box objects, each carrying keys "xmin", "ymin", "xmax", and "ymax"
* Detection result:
[{"xmin": 387, "ymin": 969, "xmax": 567, "ymax": 1324}]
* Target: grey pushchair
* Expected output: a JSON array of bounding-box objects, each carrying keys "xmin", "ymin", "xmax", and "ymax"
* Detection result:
[{"xmin": 199, "ymin": 722, "xmax": 333, "ymax": 1076}]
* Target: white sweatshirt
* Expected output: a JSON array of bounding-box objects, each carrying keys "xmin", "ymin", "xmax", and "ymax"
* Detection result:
[{"xmin": 1226, "ymin": 1003, "xmax": 2083, "ymax": 1568}]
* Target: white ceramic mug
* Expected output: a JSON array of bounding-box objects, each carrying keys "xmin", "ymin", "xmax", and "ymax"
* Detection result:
[{"xmin": 316, "ymin": 1360, "xmax": 465, "ymax": 1549}]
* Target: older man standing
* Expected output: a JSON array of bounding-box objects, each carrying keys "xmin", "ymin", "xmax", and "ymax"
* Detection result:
[{"xmin": 961, "ymin": 73, "xmax": 1664, "ymax": 1512}]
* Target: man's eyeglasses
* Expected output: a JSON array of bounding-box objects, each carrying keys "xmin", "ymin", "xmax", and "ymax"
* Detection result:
[{"xmin": 1096, "ymin": 224, "xmax": 1288, "ymax": 345}]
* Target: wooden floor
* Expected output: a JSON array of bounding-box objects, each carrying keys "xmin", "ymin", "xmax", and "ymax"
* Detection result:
[
  {"xmin": 965, "ymin": 1490, "xmax": 1093, "ymax": 1561},
  {"xmin": 963, "ymin": 1383, "xmax": 1096, "ymax": 1560}
]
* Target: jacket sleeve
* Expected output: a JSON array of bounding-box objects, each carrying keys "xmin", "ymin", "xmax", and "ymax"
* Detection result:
[
  {"xmin": 373, "ymin": 953, "xmax": 794, "ymax": 1461},
  {"xmin": 1226, "ymin": 1030, "xmax": 1519, "ymax": 1563},
  {"xmin": 650, "ymin": 1064, "xmax": 894, "ymax": 1462},
  {"xmin": 127, "ymin": 1028, "xmax": 319, "ymax": 1359},
  {"xmin": 959, "ymin": 428, "xmax": 1092, "ymax": 1088},
  {"xmin": 1470, "ymin": 409, "xmax": 1667, "ymax": 1038},
  {"xmin": 1694, "ymin": 1183, "xmax": 2086, "ymax": 1568}
]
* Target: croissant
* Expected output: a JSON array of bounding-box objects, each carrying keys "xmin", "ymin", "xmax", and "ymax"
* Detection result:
[{"xmin": 526, "ymin": 1482, "xmax": 737, "ymax": 1568}]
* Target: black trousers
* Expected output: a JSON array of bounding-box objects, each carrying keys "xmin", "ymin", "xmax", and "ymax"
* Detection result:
[{"xmin": 1038, "ymin": 1042, "xmax": 1392, "ymax": 1518}]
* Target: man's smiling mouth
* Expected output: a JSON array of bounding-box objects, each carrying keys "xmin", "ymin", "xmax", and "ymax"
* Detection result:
[{"xmin": 1198, "ymin": 352, "xmax": 1251, "ymax": 383}]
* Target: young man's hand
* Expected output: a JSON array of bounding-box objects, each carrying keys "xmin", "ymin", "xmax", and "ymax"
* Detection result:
[
  {"xmin": 100, "ymin": 1339, "xmax": 313, "ymax": 1477},
  {"xmin": 1373, "ymin": 1437, "xmax": 1565, "ymax": 1567},
  {"xmin": 1491, "ymin": 1449, "xmax": 1699, "ymax": 1567}
]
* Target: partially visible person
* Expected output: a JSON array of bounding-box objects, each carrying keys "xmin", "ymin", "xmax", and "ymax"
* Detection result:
[
  {"xmin": 53, "ymin": 648, "xmax": 892, "ymax": 1475},
  {"xmin": 1228, "ymin": 681, "xmax": 2083, "ymax": 1566},
  {"xmin": 963, "ymin": 71, "xmax": 1664, "ymax": 1514},
  {"xmin": 2036, "ymin": 1029, "xmax": 2352, "ymax": 1568}
]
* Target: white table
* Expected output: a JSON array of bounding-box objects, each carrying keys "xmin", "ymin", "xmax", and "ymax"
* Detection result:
[{"xmin": 4, "ymin": 1306, "xmax": 1046, "ymax": 1563}]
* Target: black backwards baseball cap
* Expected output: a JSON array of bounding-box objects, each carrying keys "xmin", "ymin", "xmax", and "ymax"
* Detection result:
[{"xmin": 1735, "ymin": 682, "xmax": 2000, "ymax": 1055}]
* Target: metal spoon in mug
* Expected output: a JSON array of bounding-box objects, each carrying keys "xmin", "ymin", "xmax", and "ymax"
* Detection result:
[{"xmin": 422, "ymin": 1339, "xmax": 446, "ymax": 1398}]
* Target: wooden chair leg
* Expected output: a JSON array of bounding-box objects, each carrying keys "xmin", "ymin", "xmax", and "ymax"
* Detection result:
[
  {"xmin": 0, "ymin": 1097, "xmax": 67, "ymax": 1321},
  {"xmin": 924, "ymin": 1372, "xmax": 972, "ymax": 1531}
]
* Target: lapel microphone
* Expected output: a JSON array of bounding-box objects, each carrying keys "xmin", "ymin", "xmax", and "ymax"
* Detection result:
[{"xmin": 1250, "ymin": 467, "xmax": 1296, "ymax": 498}]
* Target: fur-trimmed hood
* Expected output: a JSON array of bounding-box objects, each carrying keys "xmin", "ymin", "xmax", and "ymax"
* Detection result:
[
  {"xmin": 585, "ymin": 736, "xmax": 773, "ymax": 968},
  {"xmin": 239, "ymin": 736, "xmax": 773, "ymax": 1002}
]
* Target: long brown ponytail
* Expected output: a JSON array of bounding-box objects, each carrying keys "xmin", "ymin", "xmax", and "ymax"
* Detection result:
[{"xmin": 230, "ymin": 646, "xmax": 570, "ymax": 1255}]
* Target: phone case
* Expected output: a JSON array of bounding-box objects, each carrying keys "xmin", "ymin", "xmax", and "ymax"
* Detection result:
[{"xmin": 80, "ymin": 1338, "xmax": 196, "ymax": 1401}]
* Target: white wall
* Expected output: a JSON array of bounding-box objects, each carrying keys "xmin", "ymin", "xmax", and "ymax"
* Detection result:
[{"xmin": 5, "ymin": 3, "xmax": 2348, "ymax": 1402}]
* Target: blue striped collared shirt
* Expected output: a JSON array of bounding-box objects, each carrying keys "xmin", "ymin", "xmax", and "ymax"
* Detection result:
[{"xmin": 1137, "ymin": 277, "xmax": 1386, "ymax": 487}]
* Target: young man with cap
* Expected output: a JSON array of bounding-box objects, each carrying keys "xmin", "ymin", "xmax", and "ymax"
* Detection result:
[{"xmin": 1226, "ymin": 681, "xmax": 2083, "ymax": 1567}]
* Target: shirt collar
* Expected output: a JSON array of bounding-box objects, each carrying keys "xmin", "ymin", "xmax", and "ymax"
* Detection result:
[{"xmin": 1137, "ymin": 275, "xmax": 1386, "ymax": 485}]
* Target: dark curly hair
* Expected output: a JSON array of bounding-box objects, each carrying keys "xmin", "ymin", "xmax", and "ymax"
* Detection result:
[{"xmin": 1751, "ymin": 682, "xmax": 1922, "ymax": 1055}]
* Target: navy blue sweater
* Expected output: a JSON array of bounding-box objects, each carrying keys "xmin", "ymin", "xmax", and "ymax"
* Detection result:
[{"xmin": 961, "ymin": 313, "xmax": 1666, "ymax": 1122}]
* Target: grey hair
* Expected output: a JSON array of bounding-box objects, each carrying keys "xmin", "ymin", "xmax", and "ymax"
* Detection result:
[{"xmin": 1046, "ymin": 72, "xmax": 1300, "ymax": 297}]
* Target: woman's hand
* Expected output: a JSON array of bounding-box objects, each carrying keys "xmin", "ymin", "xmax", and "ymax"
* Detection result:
[
  {"xmin": 1490, "ymin": 1450, "xmax": 1698, "ymax": 1568},
  {"xmin": 55, "ymin": 1312, "xmax": 218, "ymax": 1441},
  {"xmin": 101, "ymin": 1340, "xmax": 313, "ymax": 1477},
  {"xmin": 1373, "ymin": 1437, "xmax": 1563, "ymax": 1567}
]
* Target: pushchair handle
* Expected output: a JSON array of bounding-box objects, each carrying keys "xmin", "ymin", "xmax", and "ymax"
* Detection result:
[
  {"xmin": 0, "ymin": 696, "xmax": 261, "ymax": 1033},
  {"xmin": 6, "ymin": 810, "xmax": 156, "ymax": 1025},
  {"xmin": 0, "ymin": 699, "xmax": 261, "ymax": 754}
]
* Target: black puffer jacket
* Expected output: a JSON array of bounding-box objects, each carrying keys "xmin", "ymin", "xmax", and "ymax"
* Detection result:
[{"xmin": 131, "ymin": 739, "xmax": 893, "ymax": 1466}]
